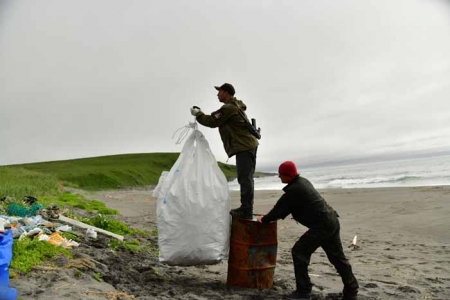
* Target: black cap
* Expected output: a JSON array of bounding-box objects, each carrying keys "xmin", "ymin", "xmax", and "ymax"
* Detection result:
[{"xmin": 214, "ymin": 83, "xmax": 235, "ymax": 96}]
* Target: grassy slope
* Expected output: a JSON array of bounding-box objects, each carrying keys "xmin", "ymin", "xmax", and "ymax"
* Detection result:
[
  {"xmin": 5, "ymin": 153, "xmax": 271, "ymax": 191},
  {"xmin": 0, "ymin": 167, "xmax": 61, "ymax": 199},
  {"xmin": 13, "ymin": 153, "xmax": 180, "ymax": 191}
]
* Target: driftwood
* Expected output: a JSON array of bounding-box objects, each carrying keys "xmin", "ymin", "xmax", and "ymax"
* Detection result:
[{"xmin": 57, "ymin": 215, "xmax": 124, "ymax": 241}]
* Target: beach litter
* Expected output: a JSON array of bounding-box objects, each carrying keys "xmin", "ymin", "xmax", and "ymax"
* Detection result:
[
  {"xmin": 348, "ymin": 235, "xmax": 360, "ymax": 250},
  {"xmin": 57, "ymin": 215, "xmax": 123, "ymax": 241},
  {"xmin": 85, "ymin": 228, "xmax": 98, "ymax": 239},
  {"xmin": 0, "ymin": 196, "xmax": 123, "ymax": 248}
]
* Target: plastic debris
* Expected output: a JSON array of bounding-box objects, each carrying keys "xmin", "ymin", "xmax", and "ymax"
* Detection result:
[
  {"xmin": 48, "ymin": 232, "xmax": 65, "ymax": 246},
  {"xmin": 47, "ymin": 232, "xmax": 79, "ymax": 248},
  {"xmin": 0, "ymin": 219, "xmax": 5, "ymax": 233},
  {"xmin": 86, "ymin": 228, "xmax": 97, "ymax": 239},
  {"xmin": 26, "ymin": 228, "xmax": 43, "ymax": 237},
  {"xmin": 55, "ymin": 225, "xmax": 72, "ymax": 232},
  {"xmin": 348, "ymin": 235, "xmax": 360, "ymax": 250},
  {"xmin": 38, "ymin": 234, "xmax": 50, "ymax": 242},
  {"xmin": 0, "ymin": 196, "xmax": 79, "ymax": 248}
]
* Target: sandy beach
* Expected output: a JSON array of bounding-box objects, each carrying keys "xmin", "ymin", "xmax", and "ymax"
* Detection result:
[{"xmin": 10, "ymin": 185, "xmax": 450, "ymax": 300}]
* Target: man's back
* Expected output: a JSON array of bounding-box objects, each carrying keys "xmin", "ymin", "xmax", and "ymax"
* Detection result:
[{"xmin": 286, "ymin": 176, "xmax": 336, "ymax": 228}]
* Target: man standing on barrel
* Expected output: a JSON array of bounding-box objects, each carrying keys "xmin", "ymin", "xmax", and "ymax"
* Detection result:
[
  {"xmin": 191, "ymin": 83, "xmax": 259, "ymax": 220},
  {"xmin": 257, "ymin": 161, "xmax": 359, "ymax": 300}
]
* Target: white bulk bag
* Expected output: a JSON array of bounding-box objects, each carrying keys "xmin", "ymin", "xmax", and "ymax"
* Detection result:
[{"xmin": 153, "ymin": 128, "xmax": 230, "ymax": 265}]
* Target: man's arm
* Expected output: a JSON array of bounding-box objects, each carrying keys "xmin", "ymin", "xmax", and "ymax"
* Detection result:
[
  {"xmin": 196, "ymin": 105, "xmax": 235, "ymax": 128},
  {"xmin": 258, "ymin": 194, "xmax": 291, "ymax": 223}
]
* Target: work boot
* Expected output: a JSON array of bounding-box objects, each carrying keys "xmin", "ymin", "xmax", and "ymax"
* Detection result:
[
  {"xmin": 229, "ymin": 208, "xmax": 252, "ymax": 220},
  {"xmin": 283, "ymin": 290, "xmax": 311, "ymax": 300},
  {"xmin": 342, "ymin": 284, "xmax": 358, "ymax": 300},
  {"xmin": 230, "ymin": 207, "xmax": 241, "ymax": 214}
]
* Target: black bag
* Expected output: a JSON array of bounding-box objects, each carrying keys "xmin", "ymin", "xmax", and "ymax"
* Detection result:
[{"xmin": 238, "ymin": 109, "xmax": 261, "ymax": 140}]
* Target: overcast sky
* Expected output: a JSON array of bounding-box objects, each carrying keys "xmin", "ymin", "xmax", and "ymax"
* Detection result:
[{"xmin": 1, "ymin": 0, "xmax": 450, "ymax": 171}]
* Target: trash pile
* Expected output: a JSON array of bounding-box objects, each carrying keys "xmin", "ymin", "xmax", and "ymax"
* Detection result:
[{"xmin": 0, "ymin": 196, "xmax": 80, "ymax": 248}]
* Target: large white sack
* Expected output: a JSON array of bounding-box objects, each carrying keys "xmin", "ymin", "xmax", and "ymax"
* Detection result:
[{"xmin": 153, "ymin": 128, "xmax": 230, "ymax": 265}]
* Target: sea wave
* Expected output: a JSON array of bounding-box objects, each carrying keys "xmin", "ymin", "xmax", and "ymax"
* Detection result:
[
  {"xmin": 326, "ymin": 175, "xmax": 423, "ymax": 187},
  {"xmin": 229, "ymin": 155, "xmax": 450, "ymax": 190}
]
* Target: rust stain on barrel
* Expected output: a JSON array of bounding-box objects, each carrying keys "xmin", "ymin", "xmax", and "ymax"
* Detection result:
[{"xmin": 226, "ymin": 217, "xmax": 278, "ymax": 289}]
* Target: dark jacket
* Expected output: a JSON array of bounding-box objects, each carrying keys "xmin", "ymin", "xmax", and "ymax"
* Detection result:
[
  {"xmin": 262, "ymin": 175, "xmax": 337, "ymax": 228},
  {"xmin": 196, "ymin": 97, "xmax": 258, "ymax": 157}
]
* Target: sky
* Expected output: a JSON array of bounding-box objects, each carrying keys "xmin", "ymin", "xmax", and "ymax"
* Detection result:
[{"xmin": 1, "ymin": 0, "xmax": 450, "ymax": 171}]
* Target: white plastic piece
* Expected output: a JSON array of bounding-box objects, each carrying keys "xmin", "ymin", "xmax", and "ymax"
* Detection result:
[
  {"xmin": 27, "ymin": 228, "xmax": 43, "ymax": 236},
  {"xmin": 38, "ymin": 234, "xmax": 50, "ymax": 241},
  {"xmin": 86, "ymin": 228, "xmax": 97, "ymax": 239},
  {"xmin": 56, "ymin": 225, "xmax": 72, "ymax": 232}
]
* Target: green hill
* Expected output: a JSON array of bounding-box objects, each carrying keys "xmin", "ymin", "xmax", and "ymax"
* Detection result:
[{"xmin": 4, "ymin": 153, "xmax": 271, "ymax": 191}]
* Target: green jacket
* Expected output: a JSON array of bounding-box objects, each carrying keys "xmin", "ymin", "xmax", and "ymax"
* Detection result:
[{"xmin": 196, "ymin": 97, "xmax": 259, "ymax": 157}]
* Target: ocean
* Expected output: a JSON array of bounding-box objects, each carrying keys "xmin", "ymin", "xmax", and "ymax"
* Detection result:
[{"xmin": 228, "ymin": 154, "xmax": 450, "ymax": 190}]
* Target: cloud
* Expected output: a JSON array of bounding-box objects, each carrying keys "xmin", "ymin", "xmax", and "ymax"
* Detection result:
[{"xmin": 1, "ymin": 0, "xmax": 450, "ymax": 170}]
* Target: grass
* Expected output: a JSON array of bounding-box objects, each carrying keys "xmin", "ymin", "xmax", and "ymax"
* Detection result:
[
  {"xmin": 40, "ymin": 192, "xmax": 119, "ymax": 215},
  {"xmin": 80, "ymin": 214, "xmax": 134, "ymax": 235},
  {"xmin": 0, "ymin": 167, "xmax": 61, "ymax": 199},
  {"xmin": 108, "ymin": 238, "xmax": 142, "ymax": 252},
  {"xmin": 8, "ymin": 153, "xmax": 180, "ymax": 191},
  {"xmin": 0, "ymin": 192, "xmax": 119, "ymax": 218},
  {"xmin": 4, "ymin": 152, "xmax": 273, "ymax": 191},
  {"xmin": 10, "ymin": 238, "xmax": 72, "ymax": 273},
  {"xmin": 92, "ymin": 272, "xmax": 102, "ymax": 282}
]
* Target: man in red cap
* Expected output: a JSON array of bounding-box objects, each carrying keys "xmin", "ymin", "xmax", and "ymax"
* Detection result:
[
  {"xmin": 257, "ymin": 161, "xmax": 358, "ymax": 300},
  {"xmin": 191, "ymin": 83, "xmax": 259, "ymax": 219}
]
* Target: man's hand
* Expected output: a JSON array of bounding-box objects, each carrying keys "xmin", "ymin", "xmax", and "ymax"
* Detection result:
[
  {"xmin": 256, "ymin": 215, "xmax": 264, "ymax": 223},
  {"xmin": 190, "ymin": 106, "xmax": 201, "ymax": 116}
]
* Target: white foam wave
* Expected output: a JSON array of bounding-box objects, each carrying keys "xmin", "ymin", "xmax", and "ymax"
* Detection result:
[{"xmin": 228, "ymin": 155, "xmax": 450, "ymax": 190}]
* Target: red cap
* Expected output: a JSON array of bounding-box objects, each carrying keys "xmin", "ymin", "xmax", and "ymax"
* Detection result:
[{"xmin": 278, "ymin": 161, "xmax": 298, "ymax": 177}]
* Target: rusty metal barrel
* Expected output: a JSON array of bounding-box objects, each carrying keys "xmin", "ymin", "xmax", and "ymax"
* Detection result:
[{"xmin": 226, "ymin": 216, "xmax": 277, "ymax": 289}]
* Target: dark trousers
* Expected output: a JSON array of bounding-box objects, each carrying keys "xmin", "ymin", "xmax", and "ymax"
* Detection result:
[
  {"xmin": 292, "ymin": 216, "xmax": 358, "ymax": 298},
  {"xmin": 235, "ymin": 148, "xmax": 257, "ymax": 214}
]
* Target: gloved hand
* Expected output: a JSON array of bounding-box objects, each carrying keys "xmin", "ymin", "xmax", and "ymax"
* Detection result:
[{"xmin": 190, "ymin": 106, "xmax": 201, "ymax": 116}]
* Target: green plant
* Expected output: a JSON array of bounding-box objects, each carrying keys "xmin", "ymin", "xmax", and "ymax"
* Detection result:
[
  {"xmin": 61, "ymin": 231, "xmax": 81, "ymax": 243},
  {"xmin": 11, "ymin": 238, "xmax": 72, "ymax": 273},
  {"xmin": 107, "ymin": 238, "xmax": 122, "ymax": 251},
  {"xmin": 81, "ymin": 214, "xmax": 133, "ymax": 235},
  {"xmin": 74, "ymin": 269, "xmax": 83, "ymax": 278},
  {"xmin": 92, "ymin": 272, "xmax": 102, "ymax": 282},
  {"xmin": 144, "ymin": 244, "xmax": 159, "ymax": 257},
  {"xmin": 131, "ymin": 228, "xmax": 155, "ymax": 238},
  {"xmin": 122, "ymin": 239, "xmax": 141, "ymax": 251},
  {"xmin": 40, "ymin": 192, "xmax": 119, "ymax": 215},
  {"xmin": 108, "ymin": 238, "xmax": 142, "ymax": 251}
]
